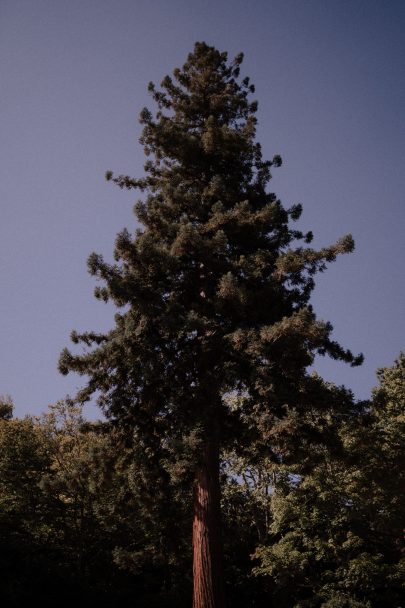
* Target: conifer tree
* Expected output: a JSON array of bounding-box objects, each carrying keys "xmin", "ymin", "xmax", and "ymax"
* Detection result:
[{"xmin": 59, "ymin": 42, "xmax": 362, "ymax": 608}]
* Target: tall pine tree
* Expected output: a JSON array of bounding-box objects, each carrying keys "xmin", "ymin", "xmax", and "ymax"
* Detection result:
[{"xmin": 59, "ymin": 42, "xmax": 362, "ymax": 608}]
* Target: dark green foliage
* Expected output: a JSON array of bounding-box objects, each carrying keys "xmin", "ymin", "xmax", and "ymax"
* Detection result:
[
  {"xmin": 0, "ymin": 355, "xmax": 403, "ymax": 604},
  {"xmin": 0, "ymin": 403, "xmax": 191, "ymax": 606},
  {"xmin": 252, "ymin": 356, "xmax": 405, "ymax": 606},
  {"xmin": 0, "ymin": 414, "xmax": 59, "ymax": 605},
  {"xmin": 0, "ymin": 394, "xmax": 13, "ymax": 420},
  {"xmin": 59, "ymin": 42, "xmax": 361, "ymax": 506}
]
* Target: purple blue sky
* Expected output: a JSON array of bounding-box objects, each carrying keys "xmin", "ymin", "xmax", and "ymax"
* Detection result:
[{"xmin": 1, "ymin": 0, "xmax": 404, "ymax": 418}]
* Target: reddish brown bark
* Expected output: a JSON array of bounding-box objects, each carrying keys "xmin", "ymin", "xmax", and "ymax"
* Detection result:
[{"xmin": 192, "ymin": 434, "xmax": 226, "ymax": 608}]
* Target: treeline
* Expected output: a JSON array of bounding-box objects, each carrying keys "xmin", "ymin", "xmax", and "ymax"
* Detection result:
[{"xmin": 1, "ymin": 354, "xmax": 404, "ymax": 607}]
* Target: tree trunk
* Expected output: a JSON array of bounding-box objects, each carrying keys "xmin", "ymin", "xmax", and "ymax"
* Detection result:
[{"xmin": 192, "ymin": 433, "xmax": 226, "ymax": 608}]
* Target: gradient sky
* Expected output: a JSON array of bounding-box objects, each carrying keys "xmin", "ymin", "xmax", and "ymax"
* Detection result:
[{"xmin": 1, "ymin": 0, "xmax": 404, "ymax": 418}]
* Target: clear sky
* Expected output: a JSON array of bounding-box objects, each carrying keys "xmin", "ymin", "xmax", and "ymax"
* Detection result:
[{"xmin": 1, "ymin": 0, "xmax": 404, "ymax": 418}]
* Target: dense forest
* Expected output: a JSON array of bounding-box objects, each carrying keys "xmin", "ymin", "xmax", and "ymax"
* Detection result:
[
  {"xmin": 1, "ymin": 43, "xmax": 404, "ymax": 607},
  {"xmin": 1, "ymin": 355, "xmax": 404, "ymax": 606}
]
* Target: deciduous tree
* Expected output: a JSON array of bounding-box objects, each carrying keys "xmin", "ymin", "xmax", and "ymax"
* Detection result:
[{"xmin": 253, "ymin": 357, "xmax": 405, "ymax": 606}]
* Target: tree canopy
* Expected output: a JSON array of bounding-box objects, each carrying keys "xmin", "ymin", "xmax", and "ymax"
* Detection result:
[
  {"xmin": 59, "ymin": 40, "xmax": 361, "ymax": 471},
  {"xmin": 1, "ymin": 356, "xmax": 404, "ymax": 606}
]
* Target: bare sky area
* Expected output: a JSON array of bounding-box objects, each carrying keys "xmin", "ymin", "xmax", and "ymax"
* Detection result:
[{"xmin": 1, "ymin": 0, "xmax": 404, "ymax": 417}]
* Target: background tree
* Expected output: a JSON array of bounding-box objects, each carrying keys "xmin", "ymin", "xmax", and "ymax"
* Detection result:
[
  {"xmin": 59, "ymin": 42, "xmax": 362, "ymax": 607},
  {"xmin": 0, "ymin": 401, "xmax": 189, "ymax": 607},
  {"xmin": 253, "ymin": 356, "xmax": 405, "ymax": 607},
  {"xmin": 0, "ymin": 394, "xmax": 13, "ymax": 420},
  {"xmin": 0, "ymin": 411, "xmax": 56, "ymax": 604}
]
